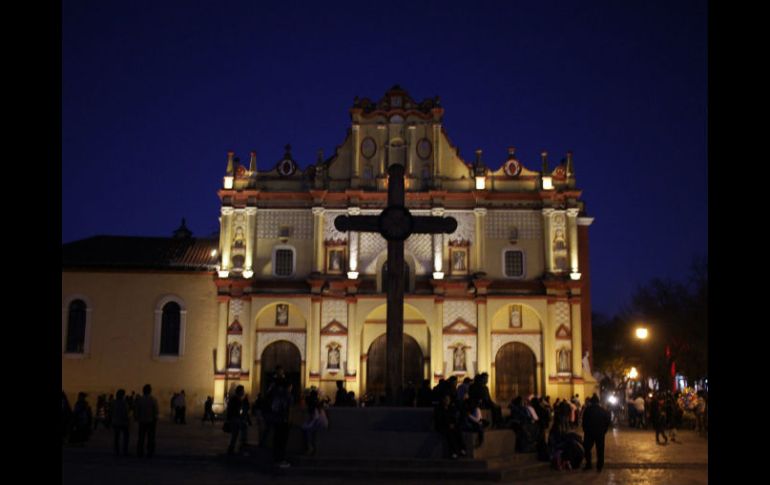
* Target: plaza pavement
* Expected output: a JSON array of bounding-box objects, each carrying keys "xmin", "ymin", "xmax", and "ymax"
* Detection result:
[{"xmin": 62, "ymin": 417, "xmax": 708, "ymax": 485}]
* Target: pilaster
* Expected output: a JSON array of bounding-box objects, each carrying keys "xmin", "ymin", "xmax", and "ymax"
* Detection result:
[
  {"xmin": 542, "ymin": 208, "xmax": 554, "ymax": 273},
  {"xmin": 473, "ymin": 208, "xmax": 487, "ymax": 273},
  {"xmin": 312, "ymin": 207, "xmax": 325, "ymax": 272}
]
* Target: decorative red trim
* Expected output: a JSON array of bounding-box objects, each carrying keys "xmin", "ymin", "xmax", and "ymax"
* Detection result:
[
  {"xmin": 320, "ymin": 320, "xmax": 348, "ymax": 335},
  {"xmin": 555, "ymin": 324, "xmax": 571, "ymax": 340},
  {"xmin": 364, "ymin": 319, "xmax": 426, "ymax": 325},
  {"xmin": 255, "ymin": 328, "xmax": 306, "ymax": 333},
  {"xmin": 490, "ymin": 329, "xmax": 541, "ymax": 335},
  {"xmin": 227, "ymin": 319, "xmax": 243, "ymax": 335},
  {"xmin": 443, "ymin": 318, "xmax": 477, "ymax": 335}
]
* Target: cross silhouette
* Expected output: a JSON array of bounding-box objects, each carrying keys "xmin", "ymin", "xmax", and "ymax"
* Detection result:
[{"xmin": 335, "ymin": 164, "xmax": 457, "ymax": 404}]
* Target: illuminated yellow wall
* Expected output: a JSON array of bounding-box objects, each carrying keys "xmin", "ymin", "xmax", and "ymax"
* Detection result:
[{"xmin": 62, "ymin": 271, "xmax": 218, "ymax": 411}]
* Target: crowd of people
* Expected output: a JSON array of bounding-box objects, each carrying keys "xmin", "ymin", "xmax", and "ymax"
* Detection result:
[{"xmin": 63, "ymin": 373, "xmax": 708, "ymax": 471}]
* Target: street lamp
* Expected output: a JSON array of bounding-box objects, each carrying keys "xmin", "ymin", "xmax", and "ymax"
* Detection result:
[{"xmin": 635, "ymin": 327, "xmax": 648, "ymax": 340}]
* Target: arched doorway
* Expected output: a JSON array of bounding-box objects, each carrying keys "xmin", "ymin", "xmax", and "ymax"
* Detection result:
[
  {"xmin": 366, "ymin": 334, "xmax": 423, "ymax": 401},
  {"xmin": 495, "ymin": 342, "xmax": 537, "ymax": 403},
  {"xmin": 261, "ymin": 341, "xmax": 302, "ymax": 402}
]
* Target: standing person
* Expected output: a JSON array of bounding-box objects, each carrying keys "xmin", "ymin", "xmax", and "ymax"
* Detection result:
[
  {"xmin": 70, "ymin": 392, "xmax": 92, "ymax": 445},
  {"xmin": 271, "ymin": 380, "xmax": 293, "ymax": 467},
  {"xmin": 301, "ymin": 389, "xmax": 328, "ymax": 455},
  {"xmin": 111, "ymin": 389, "xmax": 130, "ymax": 456},
  {"xmin": 202, "ymin": 396, "xmax": 216, "ymax": 425},
  {"xmin": 177, "ymin": 390, "xmax": 187, "ymax": 424},
  {"xmin": 135, "ymin": 384, "xmax": 159, "ymax": 458},
  {"xmin": 694, "ymin": 391, "xmax": 706, "ymax": 433},
  {"xmin": 665, "ymin": 393, "xmax": 680, "ymax": 443},
  {"xmin": 463, "ymin": 398, "xmax": 489, "ymax": 446},
  {"xmin": 650, "ymin": 393, "xmax": 668, "ymax": 445},
  {"xmin": 94, "ymin": 395, "xmax": 108, "ymax": 430},
  {"xmin": 581, "ymin": 394, "xmax": 611, "ymax": 472},
  {"xmin": 334, "ymin": 380, "xmax": 348, "ymax": 407},
  {"xmin": 226, "ymin": 385, "xmax": 248, "ymax": 455},
  {"xmin": 62, "ymin": 391, "xmax": 73, "ymax": 445},
  {"xmin": 242, "ymin": 394, "xmax": 253, "ymax": 426}
]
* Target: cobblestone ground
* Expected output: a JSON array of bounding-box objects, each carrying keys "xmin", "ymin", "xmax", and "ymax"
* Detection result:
[{"xmin": 62, "ymin": 419, "xmax": 708, "ymax": 485}]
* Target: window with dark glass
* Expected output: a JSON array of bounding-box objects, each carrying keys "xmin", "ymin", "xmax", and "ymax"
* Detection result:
[
  {"xmin": 160, "ymin": 302, "xmax": 181, "ymax": 355},
  {"xmin": 66, "ymin": 299, "xmax": 87, "ymax": 353},
  {"xmin": 274, "ymin": 248, "xmax": 294, "ymax": 276},
  {"xmin": 504, "ymin": 250, "xmax": 524, "ymax": 277}
]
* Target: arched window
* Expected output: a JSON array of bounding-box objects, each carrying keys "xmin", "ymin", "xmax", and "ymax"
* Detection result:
[
  {"xmin": 160, "ymin": 302, "xmax": 181, "ymax": 355},
  {"xmin": 66, "ymin": 299, "xmax": 87, "ymax": 353},
  {"xmin": 153, "ymin": 296, "xmax": 187, "ymax": 360}
]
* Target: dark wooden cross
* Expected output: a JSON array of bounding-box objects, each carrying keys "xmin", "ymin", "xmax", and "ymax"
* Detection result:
[{"xmin": 335, "ymin": 163, "xmax": 457, "ymax": 405}]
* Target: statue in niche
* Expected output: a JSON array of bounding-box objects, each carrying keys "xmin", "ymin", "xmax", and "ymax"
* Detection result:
[
  {"xmin": 558, "ymin": 348, "xmax": 571, "ymax": 373},
  {"xmin": 453, "ymin": 346, "xmax": 466, "ymax": 372},
  {"xmin": 582, "ymin": 350, "xmax": 592, "ymax": 376},
  {"xmin": 452, "ymin": 250, "xmax": 467, "ymax": 271},
  {"xmin": 328, "ymin": 346, "xmax": 340, "ymax": 370},
  {"xmin": 276, "ymin": 304, "xmax": 288, "ymax": 326},
  {"xmin": 510, "ymin": 305, "xmax": 522, "ymax": 328},
  {"xmin": 233, "ymin": 226, "xmax": 245, "ymax": 248},
  {"xmin": 229, "ymin": 343, "xmax": 241, "ymax": 368},
  {"xmin": 553, "ymin": 229, "xmax": 566, "ymax": 251}
]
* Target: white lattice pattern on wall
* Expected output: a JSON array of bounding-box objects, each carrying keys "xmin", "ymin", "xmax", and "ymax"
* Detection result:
[
  {"xmin": 443, "ymin": 300, "xmax": 477, "ymax": 327},
  {"xmin": 492, "ymin": 333, "xmax": 542, "ymax": 363},
  {"xmin": 360, "ymin": 232, "xmax": 386, "ymax": 274},
  {"xmin": 446, "ymin": 211, "xmax": 475, "ymax": 244},
  {"xmin": 322, "ymin": 299, "xmax": 348, "ymax": 327},
  {"xmin": 257, "ymin": 210, "xmax": 313, "ymax": 239},
  {"xmin": 229, "ymin": 300, "xmax": 243, "ymax": 320},
  {"xmin": 442, "ymin": 334, "xmax": 477, "ymax": 376},
  {"xmin": 486, "ymin": 211, "xmax": 543, "ymax": 240},
  {"xmin": 323, "ymin": 211, "xmax": 348, "ymax": 242},
  {"xmin": 405, "ymin": 234, "xmax": 432, "ymax": 275},
  {"xmin": 256, "ymin": 332, "xmax": 306, "ymax": 361},
  {"xmin": 320, "ymin": 335, "xmax": 348, "ymax": 376},
  {"xmin": 554, "ymin": 302, "xmax": 570, "ymax": 329}
]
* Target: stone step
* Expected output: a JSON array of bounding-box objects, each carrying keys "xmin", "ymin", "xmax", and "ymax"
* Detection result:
[
  {"xmin": 324, "ymin": 407, "xmax": 435, "ymax": 431},
  {"xmin": 292, "ymin": 456, "xmax": 489, "ymax": 469}
]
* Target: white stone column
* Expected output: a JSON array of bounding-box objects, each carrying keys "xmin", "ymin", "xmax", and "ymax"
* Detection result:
[
  {"xmin": 245, "ymin": 207, "xmax": 257, "ymax": 276},
  {"xmin": 542, "ymin": 208, "xmax": 554, "ymax": 273},
  {"xmin": 570, "ymin": 301, "xmax": 583, "ymax": 379},
  {"xmin": 567, "ymin": 208, "xmax": 580, "ymax": 278},
  {"xmin": 348, "ymin": 207, "xmax": 360, "ymax": 279},
  {"xmin": 432, "ymin": 123, "xmax": 441, "ymax": 181},
  {"xmin": 432, "ymin": 299, "xmax": 445, "ymax": 381},
  {"xmin": 312, "ymin": 207, "xmax": 325, "ymax": 272},
  {"xmin": 216, "ymin": 300, "xmax": 228, "ymax": 372},
  {"xmin": 346, "ymin": 298, "xmax": 358, "ymax": 377},
  {"xmin": 220, "ymin": 206, "xmax": 234, "ymax": 272},
  {"xmin": 476, "ymin": 299, "xmax": 488, "ymax": 374},
  {"xmin": 407, "ymin": 125, "xmax": 416, "ymax": 176},
  {"xmin": 310, "ymin": 297, "xmax": 322, "ymax": 375},
  {"xmin": 473, "ymin": 208, "xmax": 487, "ymax": 273},
  {"xmin": 432, "ymin": 207, "xmax": 445, "ymax": 279},
  {"xmin": 377, "ymin": 125, "xmax": 387, "ymax": 175}
]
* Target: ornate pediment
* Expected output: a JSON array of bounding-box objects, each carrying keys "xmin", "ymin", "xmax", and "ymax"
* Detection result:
[
  {"xmin": 555, "ymin": 324, "xmax": 571, "ymax": 340},
  {"xmin": 443, "ymin": 318, "xmax": 477, "ymax": 335},
  {"xmin": 227, "ymin": 319, "xmax": 243, "ymax": 335},
  {"xmin": 320, "ymin": 320, "xmax": 348, "ymax": 336}
]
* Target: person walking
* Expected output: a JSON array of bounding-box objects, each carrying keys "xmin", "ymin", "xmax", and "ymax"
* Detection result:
[
  {"xmin": 650, "ymin": 393, "xmax": 668, "ymax": 445},
  {"xmin": 226, "ymin": 385, "xmax": 248, "ymax": 455},
  {"xmin": 135, "ymin": 384, "xmax": 159, "ymax": 458},
  {"xmin": 111, "ymin": 389, "xmax": 130, "ymax": 456},
  {"xmin": 202, "ymin": 396, "xmax": 216, "ymax": 425},
  {"xmin": 581, "ymin": 394, "xmax": 611, "ymax": 472}
]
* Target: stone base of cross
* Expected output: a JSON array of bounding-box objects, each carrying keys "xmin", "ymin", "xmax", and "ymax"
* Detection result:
[{"xmin": 335, "ymin": 164, "xmax": 457, "ymax": 404}]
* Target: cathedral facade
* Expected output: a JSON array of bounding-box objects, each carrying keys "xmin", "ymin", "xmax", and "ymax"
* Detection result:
[{"xmin": 62, "ymin": 86, "xmax": 597, "ymax": 411}]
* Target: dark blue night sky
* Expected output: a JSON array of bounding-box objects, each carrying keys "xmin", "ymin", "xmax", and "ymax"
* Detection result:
[{"xmin": 62, "ymin": 0, "xmax": 707, "ymax": 316}]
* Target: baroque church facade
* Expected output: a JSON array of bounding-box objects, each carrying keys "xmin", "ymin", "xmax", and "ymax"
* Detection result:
[{"xmin": 62, "ymin": 86, "xmax": 597, "ymax": 411}]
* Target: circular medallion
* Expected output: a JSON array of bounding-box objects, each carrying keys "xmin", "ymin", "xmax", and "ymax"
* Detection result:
[
  {"xmin": 277, "ymin": 159, "xmax": 296, "ymax": 177},
  {"xmin": 361, "ymin": 137, "xmax": 377, "ymax": 159},
  {"xmin": 504, "ymin": 159, "xmax": 522, "ymax": 177},
  {"xmin": 417, "ymin": 138, "xmax": 432, "ymax": 160},
  {"xmin": 378, "ymin": 205, "xmax": 414, "ymax": 241}
]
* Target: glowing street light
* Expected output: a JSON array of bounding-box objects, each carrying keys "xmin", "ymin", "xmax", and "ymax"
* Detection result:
[
  {"xmin": 635, "ymin": 327, "xmax": 649, "ymax": 340},
  {"xmin": 627, "ymin": 367, "xmax": 639, "ymax": 379}
]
